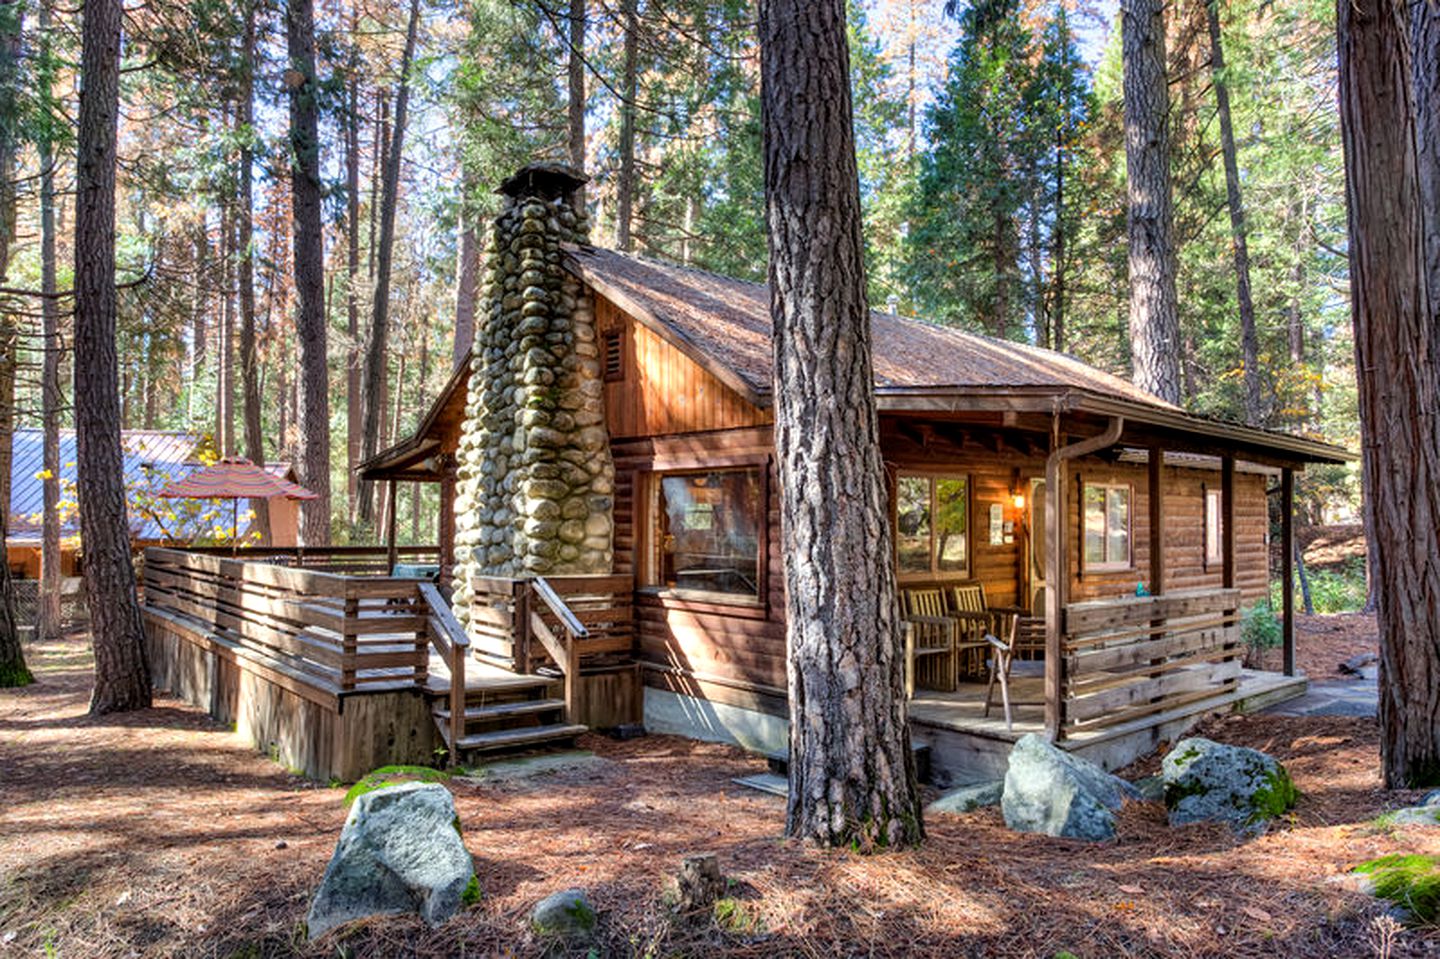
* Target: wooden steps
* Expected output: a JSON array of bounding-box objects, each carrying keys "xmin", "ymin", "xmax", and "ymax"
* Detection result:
[
  {"xmin": 431, "ymin": 662, "xmax": 586, "ymax": 762},
  {"xmin": 453, "ymin": 723, "xmax": 589, "ymax": 754}
]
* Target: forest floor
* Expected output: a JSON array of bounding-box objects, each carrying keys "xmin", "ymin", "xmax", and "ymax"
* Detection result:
[
  {"xmin": 2, "ymin": 623, "xmax": 1435, "ymax": 959},
  {"xmin": 1254, "ymin": 611, "xmax": 1378, "ymax": 679}
]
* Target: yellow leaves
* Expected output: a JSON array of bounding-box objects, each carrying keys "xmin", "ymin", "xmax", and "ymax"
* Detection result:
[{"xmin": 33, "ymin": 469, "xmax": 53, "ymax": 481}]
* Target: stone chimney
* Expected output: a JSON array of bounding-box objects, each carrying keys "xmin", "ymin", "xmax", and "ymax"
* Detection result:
[{"xmin": 452, "ymin": 164, "xmax": 615, "ymax": 621}]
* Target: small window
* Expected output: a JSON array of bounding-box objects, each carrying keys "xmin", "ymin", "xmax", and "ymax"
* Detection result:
[
  {"xmin": 650, "ymin": 469, "xmax": 761, "ymax": 597},
  {"xmin": 1083, "ymin": 483, "xmax": 1131, "ymax": 569},
  {"xmin": 602, "ymin": 329, "xmax": 624, "ymax": 381},
  {"xmin": 896, "ymin": 473, "xmax": 968, "ymax": 576},
  {"xmin": 1204, "ymin": 488, "xmax": 1223, "ymax": 565}
]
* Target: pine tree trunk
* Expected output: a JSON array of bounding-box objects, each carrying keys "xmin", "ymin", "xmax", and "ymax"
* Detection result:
[
  {"xmin": 616, "ymin": 0, "xmax": 639, "ymax": 251},
  {"xmin": 454, "ymin": 196, "xmax": 478, "ymax": 363},
  {"xmin": 358, "ymin": 0, "xmax": 419, "ymax": 528},
  {"xmin": 759, "ymin": 0, "xmax": 923, "ymax": 847},
  {"xmin": 238, "ymin": 0, "xmax": 269, "ymax": 543},
  {"xmin": 568, "ymin": 0, "xmax": 586, "ymax": 170},
  {"xmin": 286, "ymin": 0, "xmax": 332, "ymax": 546},
  {"xmin": 0, "ymin": 0, "xmax": 27, "ymax": 687},
  {"xmin": 1338, "ymin": 0, "xmax": 1440, "ymax": 787},
  {"xmin": 1121, "ymin": 0, "xmax": 1182, "ymax": 404},
  {"xmin": 75, "ymin": 0, "xmax": 151, "ymax": 712},
  {"xmin": 216, "ymin": 198, "xmax": 235, "ymax": 454},
  {"xmin": 38, "ymin": 0, "xmax": 62, "ymax": 644},
  {"xmin": 345, "ymin": 47, "xmax": 361, "ymax": 518},
  {"xmin": 1413, "ymin": 0, "xmax": 1440, "ymax": 310},
  {"xmin": 1206, "ymin": 0, "xmax": 1262, "ymax": 426}
]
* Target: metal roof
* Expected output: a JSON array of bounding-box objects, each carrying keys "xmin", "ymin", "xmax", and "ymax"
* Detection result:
[{"xmin": 8, "ymin": 429, "xmax": 294, "ymax": 543}]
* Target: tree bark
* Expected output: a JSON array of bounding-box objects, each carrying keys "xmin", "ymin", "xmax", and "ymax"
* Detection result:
[
  {"xmin": 616, "ymin": 0, "xmax": 639, "ymax": 251},
  {"xmin": 1206, "ymin": 0, "xmax": 1262, "ymax": 425},
  {"xmin": 1338, "ymin": 0, "xmax": 1440, "ymax": 787},
  {"xmin": 1412, "ymin": 0, "xmax": 1440, "ymax": 313},
  {"xmin": 286, "ymin": 0, "xmax": 332, "ymax": 545},
  {"xmin": 345, "ymin": 17, "xmax": 361, "ymax": 518},
  {"xmin": 75, "ymin": 0, "xmax": 151, "ymax": 711},
  {"xmin": 454, "ymin": 195, "xmax": 478, "ymax": 363},
  {"xmin": 216, "ymin": 197, "xmax": 235, "ymax": 454},
  {"xmin": 37, "ymin": 0, "xmax": 62, "ymax": 644},
  {"xmin": 568, "ymin": 0, "xmax": 586, "ymax": 171},
  {"xmin": 238, "ymin": 0, "xmax": 269, "ymax": 543},
  {"xmin": 358, "ymin": 0, "xmax": 419, "ymax": 528},
  {"xmin": 759, "ymin": 0, "xmax": 923, "ymax": 847},
  {"xmin": 0, "ymin": 0, "xmax": 27, "ymax": 686},
  {"xmin": 1122, "ymin": 0, "xmax": 1182, "ymax": 404}
]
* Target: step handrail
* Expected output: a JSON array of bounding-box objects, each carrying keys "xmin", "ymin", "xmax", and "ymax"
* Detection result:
[
  {"xmin": 531, "ymin": 576, "xmax": 588, "ymax": 639},
  {"xmin": 528, "ymin": 610, "xmax": 577, "ymax": 722},
  {"xmin": 419, "ymin": 582, "xmax": 467, "ymax": 754}
]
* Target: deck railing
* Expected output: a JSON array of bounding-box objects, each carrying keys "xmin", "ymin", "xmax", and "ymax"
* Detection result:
[
  {"xmin": 1060, "ymin": 587, "xmax": 1243, "ymax": 735},
  {"xmin": 172, "ymin": 544, "xmax": 440, "ymax": 577},
  {"xmin": 468, "ymin": 573, "xmax": 635, "ymax": 679},
  {"xmin": 143, "ymin": 547, "xmax": 430, "ymax": 694}
]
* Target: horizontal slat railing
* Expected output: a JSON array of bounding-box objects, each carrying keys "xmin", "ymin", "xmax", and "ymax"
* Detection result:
[
  {"xmin": 143, "ymin": 547, "xmax": 429, "ymax": 696},
  {"xmin": 1061, "ymin": 588, "xmax": 1243, "ymax": 732},
  {"xmin": 176, "ymin": 544, "xmax": 440, "ymax": 577},
  {"xmin": 467, "ymin": 572, "xmax": 635, "ymax": 677}
]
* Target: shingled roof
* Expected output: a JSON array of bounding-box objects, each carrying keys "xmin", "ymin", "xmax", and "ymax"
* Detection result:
[{"xmin": 567, "ymin": 246, "xmax": 1176, "ymax": 409}]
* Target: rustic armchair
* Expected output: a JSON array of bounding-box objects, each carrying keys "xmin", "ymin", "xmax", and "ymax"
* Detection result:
[
  {"xmin": 900, "ymin": 588, "xmax": 959, "ymax": 694},
  {"xmin": 983, "ymin": 611, "xmax": 1047, "ymax": 730}
]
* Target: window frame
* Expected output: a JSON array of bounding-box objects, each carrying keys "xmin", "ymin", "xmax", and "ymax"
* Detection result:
[
  {"xmin": 1080, "ymin": 481, "xmax": 1134, "ymax": 572},
  {"xmin": 893, "ymin": 471, "xmax": 971, "ymax": 581},
  {"xmin": 1203, "ymin": 486, "xmax": 1224, "ymax": 568},
  {"xmin": 640, "ymin": 463, "xmax": 767, "ymax": 606}
]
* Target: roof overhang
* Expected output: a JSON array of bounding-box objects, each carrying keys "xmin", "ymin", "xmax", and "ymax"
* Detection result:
[{"xmin": 357, "ymin": 356, "xmax": 471, "ymax": 481}]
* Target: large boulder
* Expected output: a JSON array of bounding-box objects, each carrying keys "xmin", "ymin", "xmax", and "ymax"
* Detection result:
[
  {"xmin": 1001, "ymin": 734, "xmax": 1139, "ymax": 841},
  {"xmin": 307, "ymin": 781, "xmax": 477, "ymax": 940},
  {"xmin": 1161, "ymin": 737, "xmax": 1297, "ymax": 832},
  {"xmin": 926, "ymin": 781, "xmax": 1004, "ymax": 816}
]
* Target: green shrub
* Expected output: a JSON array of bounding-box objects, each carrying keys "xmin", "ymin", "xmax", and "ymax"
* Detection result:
[
  {"xmin": 1269, "ymin": 557, "xmax": 1368, "ymax": 614},
  {"xmin": 1242, "ymin": 600, "xmax": 1282, "ymax": 657}
]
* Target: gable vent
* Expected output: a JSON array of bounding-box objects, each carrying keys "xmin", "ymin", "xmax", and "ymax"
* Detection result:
[{"xmin": 603, "ymin": 329, "xmax": 624, "ymax": 382}]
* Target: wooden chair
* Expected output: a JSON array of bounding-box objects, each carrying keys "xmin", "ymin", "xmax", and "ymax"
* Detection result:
[
  {"xmin": 900, "ymin": 588, "xmax": 958, "ymax": 693},
  {"xmin": 984, "ymin": 612, "xmax": 1048, "ymax": 730},
  {"xmin": 948, "ymin": 582, "xmax": 1005, "ymax": 680}
]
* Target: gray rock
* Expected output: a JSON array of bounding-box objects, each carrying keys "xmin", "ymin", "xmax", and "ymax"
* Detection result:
[
  {"xmin": 530, "ymin": 888, "xmax": 596, "ymax": 939},
  {"xmin": 1161, "ymin": 737, "xmax": 1297, "ymax": 833},
  {"xmin": 1133, "ymin": 775, "xmax": 1166, "ymax": 803},
  {"xmin": 1001, "ymin": 734, "xmax": 1137, "ymax": 841},
  {"xmin": 307, "ymin": 782, "xmax": 475, "ymax": 940},
  {"xmin": 1422, "ymin": 789, "xmax": 1440, "ymax": 807},
  {"xmin": 927, "ymin": 781, "xmax": 1003, "ymax": 815},
  {"xmin": 1384, "ymin": 805, "xmax": 1440, "ymax": 826}
]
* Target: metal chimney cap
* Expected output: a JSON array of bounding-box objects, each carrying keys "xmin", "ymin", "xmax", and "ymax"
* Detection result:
[{"xmin": 498, "ymin": 163, "xmax": 589, "ymax": 200}]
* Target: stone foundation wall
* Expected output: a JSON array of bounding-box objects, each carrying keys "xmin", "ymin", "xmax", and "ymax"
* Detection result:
[{"xmin": 452, "ymin": 165, "xmax": 615, "ymax": 623}]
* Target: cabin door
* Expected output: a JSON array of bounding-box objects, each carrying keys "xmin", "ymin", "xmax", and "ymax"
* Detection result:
[{"xmin": 1027, "ymin": 477, "xmax": 1047, "ymax": 614}]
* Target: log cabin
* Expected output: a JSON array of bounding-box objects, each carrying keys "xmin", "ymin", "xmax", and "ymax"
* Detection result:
[{"xmin": 140, "ymin": 165, "xmax": 1348, "ymax": 784}]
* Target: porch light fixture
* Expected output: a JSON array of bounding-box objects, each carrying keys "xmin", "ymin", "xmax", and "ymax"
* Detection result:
[{"xmin": 1011, "ymin": 492, "xmax": 1026, "ymax": 511}]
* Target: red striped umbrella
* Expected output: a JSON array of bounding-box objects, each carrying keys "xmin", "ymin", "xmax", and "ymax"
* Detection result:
[{"xmin": 160, "ymin": 457, "xmax": 317, "ymax": 551}]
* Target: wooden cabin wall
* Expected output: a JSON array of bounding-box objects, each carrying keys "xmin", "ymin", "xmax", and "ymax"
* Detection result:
[
  {"xmin": 595, "ymin": 297, "xmax": 774, "ymax": 439},
  {"xmin": 611, "ymin": 427, "xmax": 788, "ymax": 716},
  {"xmin": 1066, "ymin": 458, "xmax": 1270, "ymax": 605}
]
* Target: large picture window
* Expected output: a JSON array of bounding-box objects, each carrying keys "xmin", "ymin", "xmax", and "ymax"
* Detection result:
[
  {"xmin": 651, "ymin": 469, "xmax": 762, "ymax": 597},
  {"xmin": 1083, "ymin": 483, "xmax": 1131, "ymax": 569},
  {"xmin": 896, "ymin": 473, "xmax": 968, "ymax": 577}
]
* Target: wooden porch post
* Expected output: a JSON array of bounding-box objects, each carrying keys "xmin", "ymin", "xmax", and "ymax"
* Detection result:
[
  {"xmin": 1281, "ymin": 466, "xmax": 1296, "ymax": 676},
  {"xmin": 438, "ymin": 455, "xmax": 457, "ymax": 589},
  {"xmin": 1221, "ymin": 455, "xmax": 1236, "ymax": 590},
  {"xmin": 385, "ymin": 478, "xmax": 399, "ymax": 572},
  {"xmin": 1148, "ymin": 446, "xmax": 1165, "ymax": 595},
  {"xmin": 1044, "ymin": 447, "xmax": 1066, "ymax": 740}
]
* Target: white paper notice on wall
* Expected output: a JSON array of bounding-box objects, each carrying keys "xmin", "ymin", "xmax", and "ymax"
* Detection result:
[{"xmin": 989, "ymin": 503, "xmax": 1004, "ymax": 546}]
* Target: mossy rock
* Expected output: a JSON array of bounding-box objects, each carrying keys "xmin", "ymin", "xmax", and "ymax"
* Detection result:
[
  {"xmin": 343, "ymin": 765, "xmax": 451, "ymax": 805},
  {"xmin": 1355, "ymin": 854, "xmax": 1440, "ymax": 923},
  {"xmin": 1161, "ymin": 737, "xmax": 1297, "ymax": 833}
]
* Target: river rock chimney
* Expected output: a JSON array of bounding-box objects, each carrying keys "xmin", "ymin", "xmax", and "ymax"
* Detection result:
[{"xmin": 452, "ymin": 164, "xmax": 614, "ymax": 620}]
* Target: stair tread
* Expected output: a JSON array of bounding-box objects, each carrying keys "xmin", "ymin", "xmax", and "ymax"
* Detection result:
[
  {"xmin": 434, "ymin": 699, "xmax": 566, "ymax": 721},
  {"xmin": 454, "ymin": 724, "xmax": 588, "ymax": 751}
]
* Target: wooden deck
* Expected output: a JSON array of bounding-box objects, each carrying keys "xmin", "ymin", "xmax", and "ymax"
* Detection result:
[{"xmin": 909, "ymin": 668, "xmax": 1308, "ymax": 785}]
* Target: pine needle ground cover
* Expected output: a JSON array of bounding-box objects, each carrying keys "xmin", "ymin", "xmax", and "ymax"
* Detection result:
[{"xmin": 1, "ymin": 631, "xmax": 1434, "ymax": 958}]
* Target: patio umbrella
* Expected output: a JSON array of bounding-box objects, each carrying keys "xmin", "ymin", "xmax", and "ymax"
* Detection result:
[{"xmin": 159, "ymin": 457, "xmax": 317, "ymax": 553}]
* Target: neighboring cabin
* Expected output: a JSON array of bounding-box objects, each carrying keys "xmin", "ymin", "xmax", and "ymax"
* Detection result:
[{"xmin": 7, "ymin": 429, "xmax": 300, "ymax": 579}]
